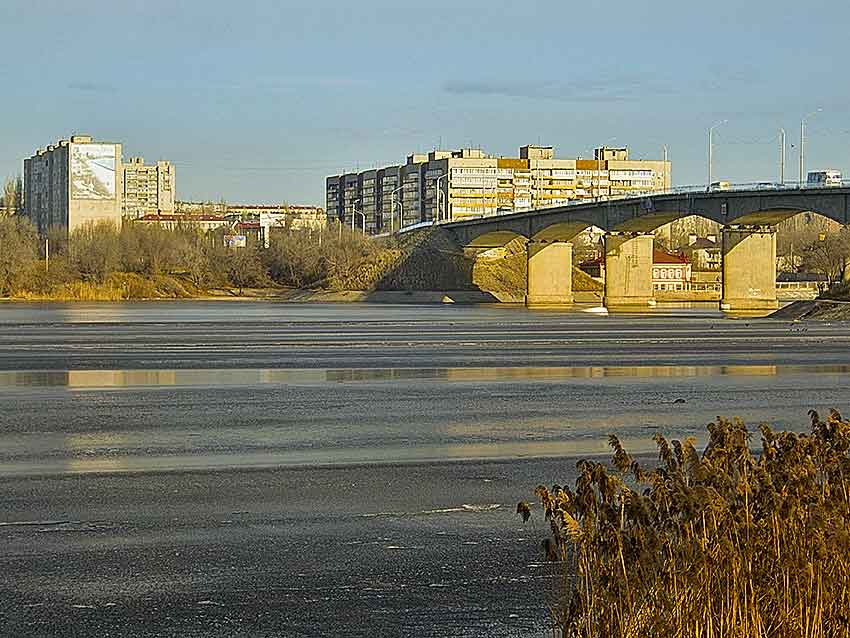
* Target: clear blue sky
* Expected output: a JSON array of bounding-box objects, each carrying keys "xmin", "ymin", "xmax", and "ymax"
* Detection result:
[{"xmin": 1, "ymin": 0, "xmax": 848, "ymax": 205}]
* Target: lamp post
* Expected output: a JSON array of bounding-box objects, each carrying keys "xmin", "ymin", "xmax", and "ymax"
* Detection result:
[
  {"xmin": 708, "ymin": 119, "xmax": 728, "ymax": 188},
  {"xmin": 351, "ymin": 209, "xmax": 366, "ymax": 234},
  {"xmin": 779, "ymin": 128, "xmax": 786, "ymax": 184},
  {"xmin": 435, "ymin": 173, "xmax": 449, "ymax": 222},
  {"xmin": 800, "ymin": 108, "xmax": 823, "ymax": 185},
  {"xmin": 595, "ymin": 137, "xmax": 617, "ymax": 202},
  {"xmin": 391, "ymin": 186, "xmax": 403, "ymax": 233}
]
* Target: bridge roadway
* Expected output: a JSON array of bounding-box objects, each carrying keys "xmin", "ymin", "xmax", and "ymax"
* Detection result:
[{"xmin": 439, "ymin": 184, "xmax": 850, "ymax": 312}]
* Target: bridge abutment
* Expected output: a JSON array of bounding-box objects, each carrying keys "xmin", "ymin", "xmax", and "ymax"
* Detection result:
[
  {"xmin": 525, "ymin": 240, "xmax": 573, "ymax": 306},
  {"xmin": 720, "ymin": 226, "xmax": 778, "ymax": 313},
  {"xmin": 603, "ymin": 233, "xmax": 654, "ymax": 308}
]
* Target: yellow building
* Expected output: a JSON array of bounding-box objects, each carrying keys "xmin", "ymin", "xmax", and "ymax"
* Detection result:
[{"xmin": 433, "ymin": 145, "xmax": 671, "ymax": 222}]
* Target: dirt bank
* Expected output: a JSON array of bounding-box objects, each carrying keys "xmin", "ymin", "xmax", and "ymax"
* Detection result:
[{"xmin": 769, "ymin": 299, "xmax": 850, "ymax": 321}]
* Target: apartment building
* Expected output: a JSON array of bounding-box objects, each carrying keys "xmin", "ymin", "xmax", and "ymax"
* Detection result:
[
  {"xmin": 325, "ymin": 176, "xmax": 342, "ymax": 225},
  {"xmin": 24, "ymin": 135, "xmax": 123, "ymax": 233},
  {"xmin": 377, "ymin": 165, "xmax": 401, "ymax": 232},
  {"xmin": 122, "ymin": 157, "xmax": 175, "ymax": 218},
  {"xmin": 326, "ymin": 144, "xmax": 671, "ymax": 233},
  {"xmin": 359, "ymin": 169, "xmax": 378, "ymax": 234}
]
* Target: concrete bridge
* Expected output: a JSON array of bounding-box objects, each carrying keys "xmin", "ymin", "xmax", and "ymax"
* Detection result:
[{"xmin": 440, "ymin": 185, "xmax": 850, "ymax": 312}]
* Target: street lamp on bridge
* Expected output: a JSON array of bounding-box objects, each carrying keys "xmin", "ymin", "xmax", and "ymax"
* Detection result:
[
  {"xmin": 707, "ymin": 119, "xmax": 728, "ymax": 188},
  {"xmin": 351, "ymin": 209, "xmax": 366, "ymax": 234},
  {"xmin": 800, "ymin": 108, "xmax": 823, "ymax": 185},
  {"xmin": 596, "ymin": 137, "xmax": 617, "ymax": 202},
  {"xmin": 434, "ymin": 173, "xmax": 449, "ymax": 223},
  {"xmin": 391, "ymin": 186, "xmax": 404, "ymax": 233}
]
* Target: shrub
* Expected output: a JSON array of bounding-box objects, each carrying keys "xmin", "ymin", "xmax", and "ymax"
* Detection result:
[
  {"xmin": 519, "ymin": 411, "xmax": 850, "ymax": 638},
  {"xmin": 0, "ymin": 216, "xmax": 39, "ymax": 296}
]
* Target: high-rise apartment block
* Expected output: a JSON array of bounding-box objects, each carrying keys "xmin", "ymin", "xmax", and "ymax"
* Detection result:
[
  {"xmin": 122, "ymin": 157, "xmax": 175, "ymax": 218},
  {"xmin": 24, "ymin": 135, "xmax": 123, "ymax": 233},
  {"xmin": 326, "ymin": 145, "xmax": 671, "ymax": 234}
]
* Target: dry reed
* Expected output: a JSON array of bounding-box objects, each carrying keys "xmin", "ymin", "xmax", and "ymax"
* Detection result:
[{"xmin": 519, "ymin": 411, "xmax": 850, "ymax": 638}]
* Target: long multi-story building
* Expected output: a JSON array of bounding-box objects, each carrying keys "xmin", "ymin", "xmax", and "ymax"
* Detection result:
[
  {"xmin": 24, "ymin": 135, "xmax": 123, "ymax": 233},
  {"xmin": 122, "ymin": 157, "xmax": 176, "ymax": 218},
  {"xmin": 326, "ymin": 144, "xmax": 671, "ymax": 233}
]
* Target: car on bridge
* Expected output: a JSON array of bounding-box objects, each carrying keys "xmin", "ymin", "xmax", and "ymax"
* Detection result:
[{"xmin": 708, "ymin": 180, "xmax": 731, "ymax": 192}]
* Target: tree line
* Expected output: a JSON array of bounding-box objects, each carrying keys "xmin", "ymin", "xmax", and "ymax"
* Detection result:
[{"xmin": 0, "ymin": 216, "xmax": 390, "ymax": 298}]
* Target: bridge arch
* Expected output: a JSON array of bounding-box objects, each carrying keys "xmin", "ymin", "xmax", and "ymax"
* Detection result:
[
  {"xmin": 462, "ymin": 229, "xmax": 527, "ymax": 249},
  {"xmin": 730, "ymin": 208, "xmax": 822, "ymax": 226},
  {"xmin": 530, "ymin": 221, "xmax": 595, "ymax": 243}
]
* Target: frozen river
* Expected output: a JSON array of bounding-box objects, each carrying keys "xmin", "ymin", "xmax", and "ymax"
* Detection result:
[{"xmin": 1, "ymin": 301, "xmax": 849, "ymax": 636}]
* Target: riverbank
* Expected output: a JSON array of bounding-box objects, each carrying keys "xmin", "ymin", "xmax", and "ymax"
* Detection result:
[
  {"xmin": 10, "ymin": 273, "xmax": 202, "ymax": 301},
  {"xmin": 5, "ymin": 228, "xmax": 604, "ymax": 303},
  {"xmin": 770, "ymin": 299, "xmax": 850, "ymax": 321}
]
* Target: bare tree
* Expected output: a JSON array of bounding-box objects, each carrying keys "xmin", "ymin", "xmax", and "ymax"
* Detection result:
[
  {"xmin": 798, "ymin": 227, "xmax": 850, "ymax": 284},
  {"xmin": 1, "ymin": 175, "xmax": 23, "ymax": 216},
  {"xmin": 70, "ymin": 221, "xmax": 121, "ymax": 282}
]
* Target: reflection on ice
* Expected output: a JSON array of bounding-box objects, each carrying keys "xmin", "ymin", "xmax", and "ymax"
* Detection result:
[{"xmin": 0, "ymin": 364, "xmax": 848, "ymax": 389}]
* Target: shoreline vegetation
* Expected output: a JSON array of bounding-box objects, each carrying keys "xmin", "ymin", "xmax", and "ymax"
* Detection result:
[
  {"xmin": 519, "ymin": 410, "xmax": 850, "ymax": 637},
  {"xmin": 0, "ymin": 216, "xmax": 397, "ymax": 302},
  {"xmin": 3, "ymin": 216, "xmax": 848, "ymax": 315},
  {"xmin": 0, "ymin": 216, "xmax": 603, "ymax": 304}
]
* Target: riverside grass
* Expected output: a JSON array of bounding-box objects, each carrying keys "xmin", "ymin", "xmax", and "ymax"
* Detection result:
[
  {"xmin": 12, "ymin": 272, "xmax": 199, "ymax": 301},
  {"xmin": 519, "ymin": 411, "xmax": 850, "ymax": 637}
]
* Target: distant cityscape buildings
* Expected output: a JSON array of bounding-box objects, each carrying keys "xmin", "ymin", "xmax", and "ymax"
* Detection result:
[
  {"xmin": 122, "ymin": 157, "xmax": 175, "ymax": 218},
  {"xmin": 22, "ymin": 134, "xmax": 324, "ymax": 240},
  {"xmin": 24, "ymin": 135, "xmax": 123, "ymax": 233},
  {"xmin": 326, "ymin": 144, "xmax": 672, "ymax": 234},
  {"xmin": 138, "ymin": 203, "xmax": 326, "ymax": 247},
  {"xmin": 23, "ymin": 135, "xmax": 176, "ymax": 232}
]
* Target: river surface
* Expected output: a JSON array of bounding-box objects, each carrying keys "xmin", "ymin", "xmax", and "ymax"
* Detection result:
[{"xmin": 1, "ymin": 301, "xmax": 849, "ymax": 637}]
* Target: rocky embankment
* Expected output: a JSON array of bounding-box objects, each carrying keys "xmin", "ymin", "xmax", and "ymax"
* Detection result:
[{"xmin": 770, "ymin": 299, "xmax": 850, "ymax": 321}]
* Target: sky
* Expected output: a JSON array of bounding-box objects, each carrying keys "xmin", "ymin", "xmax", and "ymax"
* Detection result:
[{"xmin": 1, "ymin": 0, "xmax": 849, "ymax": 206}]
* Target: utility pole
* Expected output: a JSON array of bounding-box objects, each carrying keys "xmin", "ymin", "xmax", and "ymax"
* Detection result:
[
  {"xmin": 779, "ymin": 128, "xmax": 786, "ymax": 184},
  {"xmin": 800, "ymin": 108, "xmax": 823, "ymax": 185},
  {"xmin": 45, "ymin": 237, "xmax": 49, "ymax": 272},
  {"xmin": 708, "ymin": 120, "xmax": 728, "ymax": 187}
]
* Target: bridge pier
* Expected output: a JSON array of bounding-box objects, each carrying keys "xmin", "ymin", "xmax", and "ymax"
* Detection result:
[
  {"xmin": 525, "ymin": 240, "xmax": 573, "ymax": 306},
  {"xmin": 720, "ymin": 226, "xmax": 778, "ymax": 313},
  {"xmin": 603, "ymin": 233, "xmax": 654, "ymax": 308}
]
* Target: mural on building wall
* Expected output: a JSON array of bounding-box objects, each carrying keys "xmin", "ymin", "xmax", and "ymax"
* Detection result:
[{"xmin": 70, "ymin": 144, "xmax": 115, "ymax": 199}]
